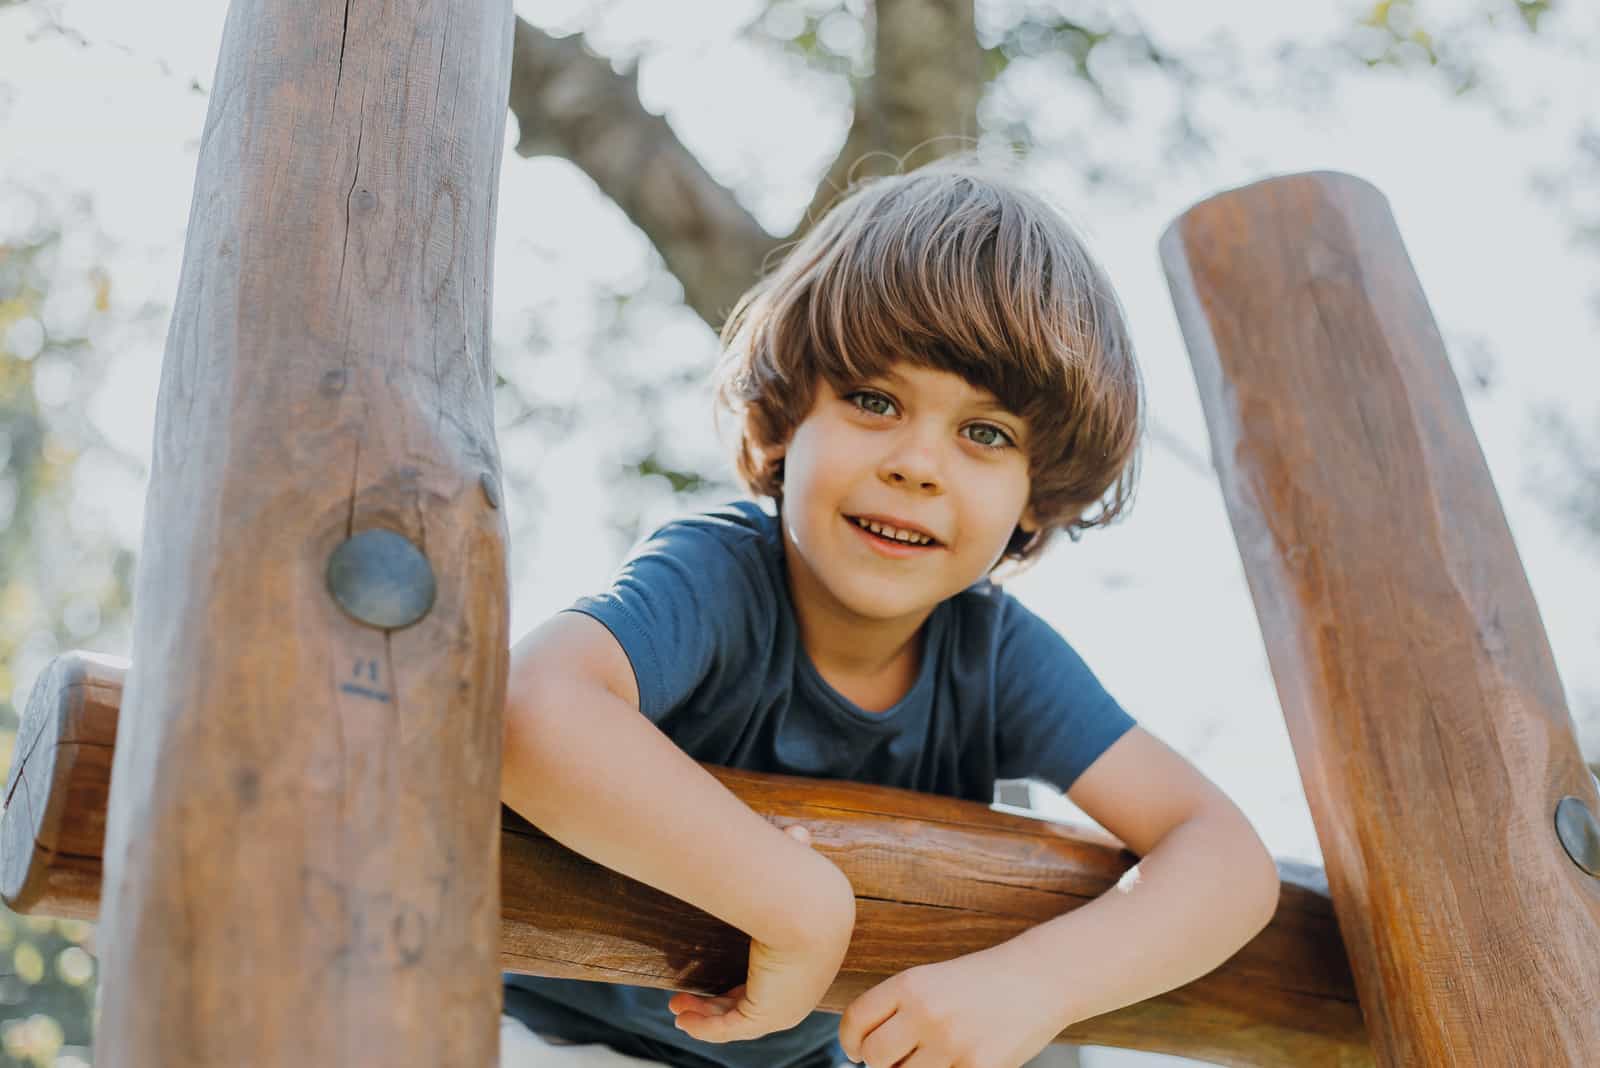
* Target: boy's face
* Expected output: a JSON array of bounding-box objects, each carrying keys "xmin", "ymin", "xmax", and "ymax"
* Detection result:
[{"xmin": 769, "ymin": 362, "xmax": 1036, "ymax": 627}]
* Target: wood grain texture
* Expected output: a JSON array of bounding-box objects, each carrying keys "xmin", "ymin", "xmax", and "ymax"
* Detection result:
[
  {"xmin": 1160, "ymin": 170, "xmax": 1600, "ymax": 1065},
  {"xmin": 90, "ymin": 2, "xmax": 515, "ymax": 1064},
  {"xmin": 6, "ymin": 652, "xmax": 1369, "ymax": 1067}
]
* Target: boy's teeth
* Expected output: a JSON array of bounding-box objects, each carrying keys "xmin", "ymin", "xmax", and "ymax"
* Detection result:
[{"xmin": 852, "ymin": 516, "xmax": 932, "ymax": 545}]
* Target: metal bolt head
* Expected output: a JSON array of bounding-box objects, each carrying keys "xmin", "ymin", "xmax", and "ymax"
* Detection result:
[
  {"xmin": 326, "ymin": 528, "xmax": 436, "ymax": 630},
  {"xmin": 1554, "ymin": 796, "xmax": 1600, "ymax": 879}
]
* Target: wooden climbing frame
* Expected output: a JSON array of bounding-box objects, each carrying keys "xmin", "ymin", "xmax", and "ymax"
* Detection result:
[{"xmin": 3, "ymin": 2, "xmax": 1598, "ymax": 1065}]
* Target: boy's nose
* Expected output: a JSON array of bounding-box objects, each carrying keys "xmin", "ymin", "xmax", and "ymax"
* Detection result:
[
  {"xmin": 880, "ymin": 448, "xmax": 943, "ymax": 492},
  {"xmin": 885, "ymin": 469, "xmax": 939, "ymax": 492},
  {"xmin": 878, "ymin": 425, "xmax": 946, "ymax": 491}
]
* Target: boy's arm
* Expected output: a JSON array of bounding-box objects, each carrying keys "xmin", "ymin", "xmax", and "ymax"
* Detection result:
[
  {"xmin": 501, "ymin": 612, "xmax": 856, "ymax": 1034},
  {"xmin": 838, "ymin": 726, "xmax": 1280, "ymax": 1068},
  {"xmin": 1019, "ymin": 725, "xmax": 1281, "ymax": 1023}
]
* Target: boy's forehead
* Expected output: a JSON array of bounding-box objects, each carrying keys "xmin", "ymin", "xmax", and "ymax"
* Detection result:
[{"xmin": 874, "ymin": 363, "xmax": 1010, "ymax": 409}]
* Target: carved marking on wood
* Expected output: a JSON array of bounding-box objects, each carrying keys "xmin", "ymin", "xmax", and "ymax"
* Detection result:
[
  {"xmin": 301, "ymin": 865, "xmax": 447, "ymax": 972},
  {"xmin": 339, "ymin": 657, "xmax": 391, "ymax": 703}
]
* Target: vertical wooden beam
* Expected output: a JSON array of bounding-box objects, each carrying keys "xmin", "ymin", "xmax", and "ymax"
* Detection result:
[
  {"xmin": 1160, "ymin": 171, "xmax": 1600, "ymax": 1064},
  {"xmin": 94, "ymin": 1, "xmax": 514, "ymax": 1064}
]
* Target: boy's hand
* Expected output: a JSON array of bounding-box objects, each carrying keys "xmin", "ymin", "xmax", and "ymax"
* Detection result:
[
  {"xmin": 668, "ymin": 825, "xmax": 854, "ymax": 1044},
  {"xmin": 837, "ymin": 944, "xmax": 1065, "ymax": 1068}
]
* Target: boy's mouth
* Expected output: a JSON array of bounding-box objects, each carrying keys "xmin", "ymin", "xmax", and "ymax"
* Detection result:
[{"xmin": 844, "ymin": 514, "xmax": 942, "ymax": 550}]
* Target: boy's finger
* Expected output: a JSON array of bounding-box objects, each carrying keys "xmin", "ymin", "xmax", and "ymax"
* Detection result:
[
  {"xmin": 669, "ymin": 993, "xmax": 735, "ymax": 1016},
  {"xmin": 675, "ymin": 1009, "xmax": 753, "ymax": 1043}
]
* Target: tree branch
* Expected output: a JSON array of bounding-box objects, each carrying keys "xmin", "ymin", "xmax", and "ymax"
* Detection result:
[
  {"xmin": 507, "ymin": 19, "xmax": 778, "ymax": 330},
  {"xmin": 505, "ymin": 4, "xmax": 984, "ymax": 323}
]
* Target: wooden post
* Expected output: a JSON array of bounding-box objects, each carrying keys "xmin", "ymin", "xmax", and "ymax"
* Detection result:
[
  {"xmin": 1160, "ymin": 171, "xmax": 1600, "ymax": 1064},
  {"xmin": 3, "ymin": 652, "xmax": 1369, "ymax": 1068},
  {"xmin": 92, "ymin": 2, "xmax": 515, "ymax": 1064}
]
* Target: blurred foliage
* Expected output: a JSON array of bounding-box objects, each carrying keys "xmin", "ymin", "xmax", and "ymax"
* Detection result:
[
  {"xmin": 1522, "ymin": 60, "xmax": 1600, "ymax": 575},
  {"xmin": 1, "ymin": 186, "xmax": 141, "ymax": 1060},
  {"xmin": 1530, "ymin": 404, "xmax": 1600, "ymax": 551},
  {"xmin": 634, "ymin": 454, "xmax": 713, "ymax": 496},
  {"xmin": 0, "ymin": 916, "xmax": 95, "ymax": 1067},
  {"xmin": 1334, "ymin": 0, "xmax": 1556, "ymax": 96},
  {"xmin": 745, "ymin": 0, "xmax": 872, "ymax": 80},
  {"xmin": 738, "ymin": 0, "xmax": 1575, "ymax": 176}
]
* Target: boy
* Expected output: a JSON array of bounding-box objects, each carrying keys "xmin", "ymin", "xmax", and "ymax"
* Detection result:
[{"xmin": 499, "ymin": 157, "xmax": 1281, "ymax": 1068}]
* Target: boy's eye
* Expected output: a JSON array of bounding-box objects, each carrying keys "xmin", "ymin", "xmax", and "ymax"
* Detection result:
[
  {"xmin": 847, "ymin": 390, "xmax": 1017, "ymax": 451},
  {"xmin": 847, "ymin": 390, "xmax": 897, "ymax": 417},
  {"xmin": 964, "ymin": 423, "xmax": 1014, "ymax": 449}
]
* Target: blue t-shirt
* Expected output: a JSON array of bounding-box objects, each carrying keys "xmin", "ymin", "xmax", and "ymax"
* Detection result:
[{"xmin": 503, "ymin": 500, "xmax": 1135, "ymax": 1068}]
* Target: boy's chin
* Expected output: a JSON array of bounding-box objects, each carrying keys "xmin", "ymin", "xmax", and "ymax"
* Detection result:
[{"xmin": 829, "ymin": 576, "xmax": 951, "ymax": 622}]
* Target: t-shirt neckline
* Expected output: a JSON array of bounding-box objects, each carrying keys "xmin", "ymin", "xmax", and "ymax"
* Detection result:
[{"xmin": 792, "ymin": 610, "xmax": 943, "ymax": 727}]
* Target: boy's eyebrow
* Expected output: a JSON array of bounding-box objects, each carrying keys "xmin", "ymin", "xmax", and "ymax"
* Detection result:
[{"xmin": 874, "ymin": 366, "xmax": 1018, "ymax": 419}]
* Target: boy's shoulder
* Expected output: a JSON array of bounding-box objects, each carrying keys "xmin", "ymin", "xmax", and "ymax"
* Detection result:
[
  {"xmin": 680, "ymin": 498, "xmax": 777, "ymax": 536},
  {"xmin": 624, "ymin": 500, "xmax": 782, "ymax": 591},
  {"xmin": 944, "ymin": 577, "xmax": 1077, "ymax": 660},
  {"xmin": 947, "ymin": 572, "xmax": 1012, "ymax": 618},
  {"xmin": 640, "ymin": 499, "xmax": 778, "ymax": 556}
]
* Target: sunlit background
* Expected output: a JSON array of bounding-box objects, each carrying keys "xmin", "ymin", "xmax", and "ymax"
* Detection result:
[{"xmin": 2, "ymin": 0, "xmax": 1598, "ymax": 1064}]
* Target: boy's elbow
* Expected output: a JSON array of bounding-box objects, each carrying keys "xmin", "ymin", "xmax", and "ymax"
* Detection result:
[
  {"xmin": 502, "ymin": 689, "xmax": 539, "ymax": 747},
  {"xmin": 1257, "ymin": 861, "xmax": 1282, "ymax": 930},
  {"xmin": 1248, "ymin": 837, "xmax": 1282, "ymax": 933},
  {"xmin": 500, "ymin": 697, "xmax": 539, "ymax": 802},
  {"xmin": 1213, "ymin": 809, "xmax": 1280, "ymax": 935},
  {"xmin": 501, "ymin": 679, "xmax": 571, "ymax": 805}
]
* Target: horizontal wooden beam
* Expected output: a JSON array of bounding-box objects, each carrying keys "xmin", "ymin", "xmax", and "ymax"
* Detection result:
[{"xmin": 3, "ymin": 652, "xmax": 1370, "ymax": 1067}]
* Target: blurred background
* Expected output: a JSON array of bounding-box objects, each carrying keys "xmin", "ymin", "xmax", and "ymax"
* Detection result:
[{"xmin": 1, "ymin": 0, "xmax": 1597, "ymax": 1064}]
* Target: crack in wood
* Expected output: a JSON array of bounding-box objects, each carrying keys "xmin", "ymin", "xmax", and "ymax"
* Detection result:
[
  {"xmin": 345, "ymin": 436, "xmax": 361, "ymax": 539},
  {"xmin": 337, "ymin": 116, "xmax": 365, "ymax": 296},
  {"xmin": 333, "ymin": 0, "xmax": 353, "ymax": 118}
]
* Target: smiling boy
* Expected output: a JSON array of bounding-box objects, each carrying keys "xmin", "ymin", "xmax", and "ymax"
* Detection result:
[{"xmin": 498, "ymin": 157, "xmax": 1281, "ymax": 1068}]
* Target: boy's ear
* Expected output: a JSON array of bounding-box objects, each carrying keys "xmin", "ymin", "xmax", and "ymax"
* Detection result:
[
  {"xmin": 745, "ymin": 408, "xmax": 787, "ymax": 465},
  {"xmin": 761, "ymin": 440, "xmax": 788, "ymax": 488},
  {"xmin": 1018, "ymin": 506, "xmax": 1040, "ymax": 534}
]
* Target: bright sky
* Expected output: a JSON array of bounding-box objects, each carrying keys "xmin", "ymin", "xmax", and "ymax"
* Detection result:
[{"xmin": 3, "ymin": 3, "xmax": 1598, "ymax": 1064}]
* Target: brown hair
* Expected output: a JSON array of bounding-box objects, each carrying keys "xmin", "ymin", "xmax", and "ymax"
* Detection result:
[{"xmin": 713, "ymin": 153, "xmax": 1143, "ymax": 573}]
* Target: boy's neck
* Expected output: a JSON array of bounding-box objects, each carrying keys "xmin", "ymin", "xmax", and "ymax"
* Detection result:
[{"xmin": 799, "ymin": 607, "xmax": 926, "ymax": 714}]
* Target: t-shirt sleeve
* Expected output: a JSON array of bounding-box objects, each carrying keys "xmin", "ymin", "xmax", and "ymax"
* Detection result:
[
  {"xmin": 993, "ymin": 595, "xmax": 1136, "ymax": 793},
  {"xmin": 562, "ymin": 516, "xmax": 766, "ymax": 724}
]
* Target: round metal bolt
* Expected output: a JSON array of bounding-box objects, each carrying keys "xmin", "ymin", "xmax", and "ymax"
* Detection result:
[
  {"xmin": 326, "ymin": 528, "xmax": 436, "ymax": 630},
  {"xmin": 479, "ymin": 472, "xmax": 501, "ymax": 510},
  {"xmin": 1554, "ymin": 796, "xmax": 1600, "ymax": 879}
]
